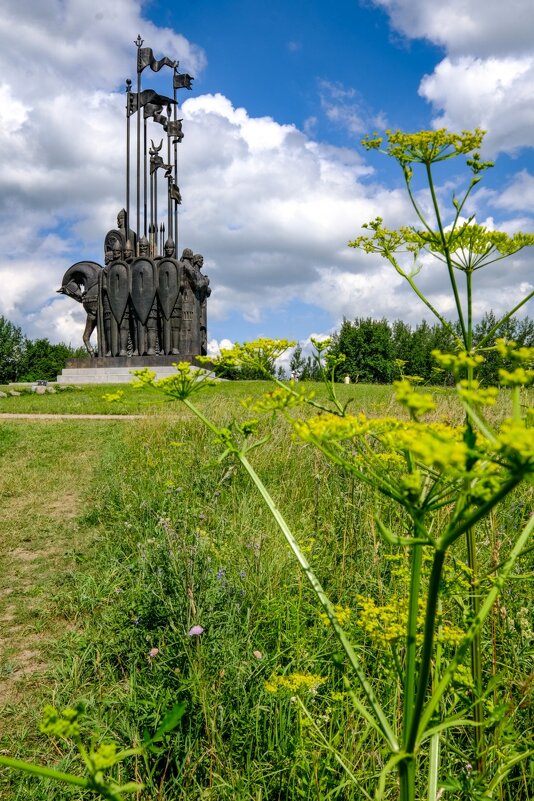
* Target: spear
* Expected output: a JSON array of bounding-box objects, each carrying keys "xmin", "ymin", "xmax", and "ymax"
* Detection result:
[
  {"xmin": 173, "ymin": 67, "xmax": 179, "ymax": 250},
  {"xmin": 125, "ymin": 78, "xmax": 132, "ymax": 246},
  {"xmin": 135, "ymin": 35, "xmax": 144, "ymax": 251}
]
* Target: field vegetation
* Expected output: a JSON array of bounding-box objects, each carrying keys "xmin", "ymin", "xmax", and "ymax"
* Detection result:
[
  {"xmin": 0, "ymin": 127, "xmax": 533, "ymax": 801},
  {"xmin": 0, "ymin": 378, "xmax": 531, "ymax": 800}
]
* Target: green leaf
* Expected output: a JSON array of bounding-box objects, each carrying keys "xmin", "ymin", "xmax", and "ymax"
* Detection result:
[{"xmin": 151, "ymin": 702, "xmax": 187, "ymax": 742}]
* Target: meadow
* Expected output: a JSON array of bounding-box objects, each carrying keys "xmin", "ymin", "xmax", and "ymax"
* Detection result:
[
  {"xmin": 1, "ymin": 127, "xmax": 533, "ymax": 801},
  {"xmin": 0, "ymin": 378, "xmax": 531, "ymax": 800}
]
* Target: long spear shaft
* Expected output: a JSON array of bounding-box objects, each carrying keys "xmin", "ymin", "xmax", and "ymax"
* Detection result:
[
  {"xmin": 143, "ymin": 116, "xmax": 148, "ymax": 237},
  {"xmin": 149, "ymin": 160, "xmax": 154, "ymax": 247},
  {"xmin": 173, "ymin": 75, "xmax": 179, "ymax": 250},
  {"xmin": 125, "ymin": 79, "xmax": 131, "ymax": 243},
  {"xmin": 135, "ymin": 36, "xmax": 144, "ymax": 250},
  {"xmin": 154, "ymin": 166, "xmax": 158, "ymax": 245},
  {"xmin": 167, "ymin": 133, "xmax": 172, "ymax": 238}
]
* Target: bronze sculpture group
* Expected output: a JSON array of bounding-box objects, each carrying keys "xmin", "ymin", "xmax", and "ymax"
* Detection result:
[{"xmin": 58, "ymin": 37, "xmax": 211, "ymax": 359}]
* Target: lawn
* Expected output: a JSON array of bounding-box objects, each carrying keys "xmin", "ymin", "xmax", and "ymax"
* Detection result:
[{"xmin": 0, "ymin": 380, "xmax": 532, "ymax": 800}]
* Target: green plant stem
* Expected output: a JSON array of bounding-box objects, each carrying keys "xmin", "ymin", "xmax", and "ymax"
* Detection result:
[
  {"xmin": 427, "ymin": 734, "xmax": 440, "ymax": 801},
  {"xmin": 399, "ymin": 757, "xmax": 416, "ymax": 801},
  {"xmin": 183, "ymin": 395, "xmax": 398, "ymax": 750},
  {"xmin": 406, "ymin": 548, "xmax": 446, "ymax": 754},
  {"xmin": 477, "ymin": 289, "xmax": 534, "ymax": 348},
  {"xmin": 404, "ymin": 173, "xmax": 434, "ymax": 236},
  {"xmin": 403, "ymin": 537, "xmax": 424, "ymax": 743},
  {"xmin": 237, "ymin": 449, "xmax": 398, "ymax": 752},
  {"xmin": 465, "ymin": 351, "xmax": 485, "ymax": 772},
  {"xmin": 390, "ymin": 257, "xmax": 461, "ymax": 347},
  {"xmin": 425, "ymin": 161, "xmax": 467, "ymax": 343},
  {"xmin": 466, "ymin": 516, "xmax": 485, "ymax": 772},
  {"xmin": 443, "ymin": 475, "xmax": 522, "ymax": 549},
  {"xmin": 0, "ymin": 754, "xmax": 89, "ymax": 789},
  {"xmin": 466, "ymin": 272, "xmax": 473, "ymax": 353},
  {"xmin": 417, "ymin": 510, "xmax": 534, "ymax": 739}
]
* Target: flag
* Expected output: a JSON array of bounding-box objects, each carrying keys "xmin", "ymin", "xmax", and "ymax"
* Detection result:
[
  {"xmin": 150, "ymin": 153, "xmax": 172, "ymax": 176},
  {"xmin": 138, "ymin": 47, "xmax": 176, "ymax": 73},
  {"xmin": 128, "ymin": 90, "xmax": 176, "ymax": 116},
  {"xmin": 170, "ymin": 182, "xmax": 182, "ymax": 204},
  {"xmin": 173, "ymin": 72, "xmax": 194, "ymax": 90},
  {"xmin": 144, "ymin": 103, "xmax": 169, "ymax": 130},
  {"xmin": 167, "ymin": 119, "xmax": 184, "ymax": 141}
]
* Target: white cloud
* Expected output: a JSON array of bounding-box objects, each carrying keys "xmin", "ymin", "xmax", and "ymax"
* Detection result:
[
  {"xmin": 0, "ymin": 0, "xmax": 532, "ymax": 356},
  {"xmin": 207, "ymin": 338, "xmax": 234, "ymax": 357},
  {"xmin": 317, "ymin": 80, "xmax": 388, "ymax": 137},
  {"xmin": 491, "ymin": 170, "xmax": 534, "ymax": 212},
  {"xmin": 419, "ymin": 56, "xmax": 534, "ymax": 156},
  {"xmin": 372, "ymin": 0, "xmax": 534, "ymax": 157},
  {"xmin": 371, "ymin": 0, "xmax": 534, "ymax": 57}
]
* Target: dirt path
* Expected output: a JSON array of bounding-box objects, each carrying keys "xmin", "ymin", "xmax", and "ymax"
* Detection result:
[
  {"xmin": 0, "ymin": 413, "xmax": 145, "ymax": 420},
  {"xmin": 0, "ymin": 421, "xmax": 120, "ymax": 725}
]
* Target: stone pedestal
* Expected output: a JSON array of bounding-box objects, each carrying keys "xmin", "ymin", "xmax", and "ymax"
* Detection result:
[{"xmin": 57, "ymin": 355, "xmax": 211, "ymax": 385}]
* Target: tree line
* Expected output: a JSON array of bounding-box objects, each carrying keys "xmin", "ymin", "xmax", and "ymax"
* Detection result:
[
  {"xmin": 0, "ymin": 316, "xmax": 86, "ymax": 384},
  {"xmin": 291, "ymin": 312, "xmax": 534, "ymax": 385}
]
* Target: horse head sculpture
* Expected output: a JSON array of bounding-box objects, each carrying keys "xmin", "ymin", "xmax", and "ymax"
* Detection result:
[{"xmin": 58, "ymin": 261, "xmax": 102, "ymax": 356}]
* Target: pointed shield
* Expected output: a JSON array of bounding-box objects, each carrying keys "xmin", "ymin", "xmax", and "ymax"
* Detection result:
[
  {"xmin": 106, "ymin": 261, "xmax": 130, "ymax": 323},
  {"xmin": 131, "ymin": 258, "xmax": 157, "ymax": 324},
  {"xmin": 157, "ymin": 258, "xmax": 181, "ymax": 319}
]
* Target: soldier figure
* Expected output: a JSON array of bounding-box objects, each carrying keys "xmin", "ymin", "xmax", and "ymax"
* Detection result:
[
  {"xmin": 179, "ymin": 248, "xmax": 196, "ymax": 354},
  {"xmin": 192, "ymin": 254, "xmax": 211, "ymax": 356},
  {"xmin": 134, "ymin": 237, "xmax": 157, "ymax": 355}
]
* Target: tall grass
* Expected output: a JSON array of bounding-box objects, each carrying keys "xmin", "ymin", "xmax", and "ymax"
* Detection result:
[{"xmin": 1, "ymin": 383, "xmax": 531, "ymax": 800}]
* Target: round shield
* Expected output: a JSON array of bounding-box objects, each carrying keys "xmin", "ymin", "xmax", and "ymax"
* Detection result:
[
  {"xmin": 106, "ymin": 260, "xmax": 130, "ymax": 323},
  {"xmin": 157, "ymin": 258, "xmax": 181, "ymax": 319},
  {"xmin": 130, "ymin": 257, "xmax": 157, "ymax": 325}
]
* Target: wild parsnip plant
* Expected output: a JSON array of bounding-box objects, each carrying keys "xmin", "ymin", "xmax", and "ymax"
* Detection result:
[
  {"xmin": 134, "ymin": 129, "xmax": 533, "ymax": 801},
  {"xmin": 0, "ymin": 705, "xmax": 143, "ymax": 800},
  {"xmin": 0, "ymin": 700, "xmax": 187, "ymax": 800}
]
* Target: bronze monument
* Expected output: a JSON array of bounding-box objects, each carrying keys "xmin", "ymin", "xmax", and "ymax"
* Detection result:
[{"xmin": 58, "ymin": 36, "xmax": 211, "ymax": 361}]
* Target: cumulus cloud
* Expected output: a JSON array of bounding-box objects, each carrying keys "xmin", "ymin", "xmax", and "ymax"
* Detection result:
[
  {"xmin": 419, "ymin": 56, "xmax": 534, "ymax": 156},
  {"xmin": 318, "ymin": 80, "xmax": 388, "ymax": 137},
  {"xmin": 371, "ymin": 0, "xmax": 534, "ymax": 57},
  {"xmin": 207, "ymin": 337, "xmax": 234, "ymax": 357},
  {"xmin": 372, "ymin": 0, "xmax": 534, "ymax": 157},
  {"xmin": 0, "ymin": 0, "xmax": 532, "ymax": 355},
  {"xmin": 490, "ymin": 170, "xmax": 534, "ymax": 213}
]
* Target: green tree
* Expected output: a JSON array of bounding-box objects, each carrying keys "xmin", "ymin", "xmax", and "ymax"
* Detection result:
[
  {"xmin": 289, "ymin": 343, "xmax": 306, "ymax": 377},
  {"xmin": 392, "ymin": 319, "xmax": 413, "ymax": 374},
  {"xmin": 299, "ymin": 355, "xmax": 322, "ymax": 381},
  {"xmin": 474, "ymin": 310, "xmax": 534, "ymax": 385},
  {"xmin": 19, "ymin": 339, "xmax": 85, "ymax": 382},
  {"xmin": 0, "ymin": 316, "xmax": 27, "ymax": 383},
  {"xmin": 331, "ymin": 317, "xmax": 395, "ymax": 383}
]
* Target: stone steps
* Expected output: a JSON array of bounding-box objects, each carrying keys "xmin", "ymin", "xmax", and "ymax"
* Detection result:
[{"xmin": 57, "ymin": 365, "xmax": 182, "ymax": 384}]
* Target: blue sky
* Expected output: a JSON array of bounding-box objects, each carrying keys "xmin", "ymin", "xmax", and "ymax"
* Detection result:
[{"xmin": 0, "ymin": 0, "xmax": 533, "ymax": 353}]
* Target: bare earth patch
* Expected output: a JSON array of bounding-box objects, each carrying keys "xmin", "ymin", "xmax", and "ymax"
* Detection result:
[{"xmin": 0, "ymin": 421, "xmax": 113, "ymax": 720}]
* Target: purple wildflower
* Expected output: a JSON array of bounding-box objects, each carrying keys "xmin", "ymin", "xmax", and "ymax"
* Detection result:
[{"xmin": 188, "ymin": 625, "xmax": 205, "ymax": 637}]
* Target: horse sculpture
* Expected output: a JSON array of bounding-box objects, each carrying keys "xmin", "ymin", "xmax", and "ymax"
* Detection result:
[{"xmin": 57, "ymin": 261, "xmax": 102, "ymax": 356}]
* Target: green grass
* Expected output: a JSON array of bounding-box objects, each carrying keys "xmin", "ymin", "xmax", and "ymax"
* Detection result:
[
  {"xmin": 0, "ymin": 380, "xmax": 399, "ymax": 417},
  {"xmin": 0, "ymin": 382, "xmax": 532, "ymax": 800}
]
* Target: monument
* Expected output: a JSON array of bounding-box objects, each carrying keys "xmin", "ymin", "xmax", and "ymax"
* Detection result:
[{"xmin": 57, "ymin": 37, "xmax": 211, "ymax": 383}]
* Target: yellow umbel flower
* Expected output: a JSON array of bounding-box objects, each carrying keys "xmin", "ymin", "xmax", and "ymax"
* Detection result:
[{"xmin": 265, "ymin": 672, "xmax": 327, "ymax": 695}]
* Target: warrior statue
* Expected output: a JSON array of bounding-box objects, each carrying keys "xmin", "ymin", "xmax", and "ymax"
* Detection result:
[{"xmin": 58, "ymin": 39, "xmax": 211, "ymax": 360}]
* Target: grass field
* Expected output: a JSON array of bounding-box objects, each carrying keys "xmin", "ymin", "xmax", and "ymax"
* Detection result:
[{"xmin": 0, "ymin": 380, "xmax": 532, "ymax": 800}]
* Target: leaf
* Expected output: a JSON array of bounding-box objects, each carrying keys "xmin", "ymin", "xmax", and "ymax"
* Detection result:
[{"xmin": 151, "ymin": 702, "xmax": 187, "ymax": 742}]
